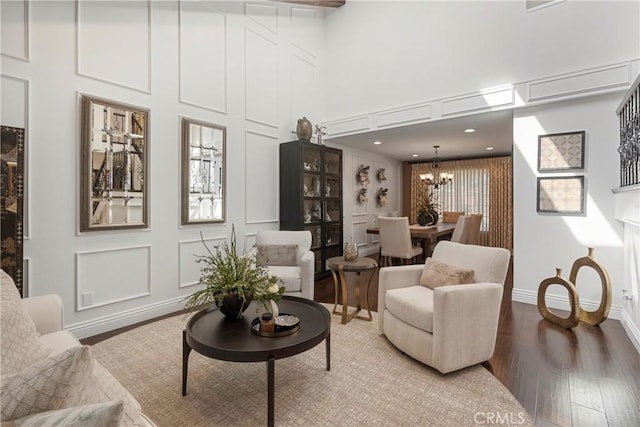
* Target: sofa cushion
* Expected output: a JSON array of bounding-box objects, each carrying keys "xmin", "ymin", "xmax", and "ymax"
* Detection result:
[
  {"xmin": 256, "ymin": 244, "xmax": 298, "ymax": 267},
  {"xmin": 38, "ymin": 331, "xmax": 81, "ymax": 355},
  {"xmin": 265, "ymin": 266, "xmax": 301, "ymax": 293},
  {"xmin": 1, "ymin": 271, "xmax": 52, "ymax": 374},
  {"xmin": 6, "ymin": 401, "xmax": 123, "ymax": 427},
  {"xmin": 419, "ymin": 258, "xmax": 475, "ymax": 289},
  {"xmin": 385, "ymin": 286, "xmax": 434, "ymax": 333},
  {"xmin": 0, "ymin": 346, "xmax": 94, "ymax": 421}
]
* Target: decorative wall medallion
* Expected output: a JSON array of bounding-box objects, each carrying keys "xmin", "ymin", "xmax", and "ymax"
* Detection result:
[
  {"xmin": 537, "ymin": 268, "xmax": 580, "ymax": 329},
  {"xmin": 357, "ymin": 188, "xmax": 367, "ymax": 205},
  {"xmin": 356, "ymin": 164, "xmax": 369, "ymax": 185},
  {"xmin": 376, "ymin": 168, "xmax": 386, "ymax": 182},
  {"xmin": 376, "ymin": 188, "xmax": 388, "ymax": 207}
]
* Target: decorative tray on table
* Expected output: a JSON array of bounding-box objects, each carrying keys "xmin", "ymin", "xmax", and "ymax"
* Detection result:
[{"xmin": 251, "ymin": 314, "xmax": 300, "ymax": 337}]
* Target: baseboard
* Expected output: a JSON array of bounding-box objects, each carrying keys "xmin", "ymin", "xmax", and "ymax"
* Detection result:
[
  {"xmin": 359, "ymin": 245, "xmax": 380, "ymax": 257},
  {"xmin": 620, "ymin": 308, "xmax": 640, "ymax": 354},
  {"xmin": 511, "ymin": 288, "xmax": 622, "ymax": 320},
  {"xmin": 66, "ymin": 296, "xmax": 185, "ymax": 340}
]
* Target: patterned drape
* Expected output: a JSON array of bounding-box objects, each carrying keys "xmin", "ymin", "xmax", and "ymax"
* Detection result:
[{"xmin": 410, "ymin": 156, "xmax": 512, "ymax": 250}]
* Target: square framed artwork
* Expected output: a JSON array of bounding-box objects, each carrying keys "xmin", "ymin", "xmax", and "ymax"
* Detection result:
[
  {"xmin": 537, "ymin": 131, "xmax": 585, "ymax": 171},
  {"xmin": 537, "ymin": 176, "xmax": 585, "ymax": 214}
]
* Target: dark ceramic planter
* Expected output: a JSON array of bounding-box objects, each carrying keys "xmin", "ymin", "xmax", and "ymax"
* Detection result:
[{"xmin": 216, "ymin": 291, "xmax": 253, "ymax": 319}]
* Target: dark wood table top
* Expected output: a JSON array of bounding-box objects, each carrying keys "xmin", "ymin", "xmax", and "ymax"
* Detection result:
[
  {"xmin": 327, "ymin": 256, "xmax": 378, "ymax": 272},
  {"xmin": 185, "ymin": 296, "xmax": 330, "ymax": 363},
  {"xmin": 366, "ymin": 222, "xmax": 456, "ymax": 241}
]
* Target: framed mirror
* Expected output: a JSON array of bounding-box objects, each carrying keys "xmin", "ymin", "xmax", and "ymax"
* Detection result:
[
  {"xmin": 80, "ymin": 95, "xmax": 149, "ymax": 232},
  {"xmin": 181, "ymin": 118, "xmax": 226, "ymax": 224}
]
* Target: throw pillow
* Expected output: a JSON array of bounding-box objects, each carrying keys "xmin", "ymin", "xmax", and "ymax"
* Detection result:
[
  {"xmin": 0, "ymin": 270, "xmax": 52, "ymax": 374},
  {"xmin": 0, "ymin": 346, "xmax": 94, "ymax": 421},
  {"xmin": 419, "ymin": 258, "xmax": 475, "ymax": 289},
  {"xmin": 8, "ymin": 401, "xmax": 123, "ymax": 427},
  {"xmin": 256, "ymin": 244, "xmax": 298, "ymax": 267}
]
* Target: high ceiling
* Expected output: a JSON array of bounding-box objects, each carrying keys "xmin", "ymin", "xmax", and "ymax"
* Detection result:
[{"xmin": 326, "ymin": 109, "xmax": 514, "ymax": 162}]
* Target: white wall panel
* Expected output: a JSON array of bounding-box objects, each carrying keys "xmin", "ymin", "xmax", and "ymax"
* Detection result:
[
  {"xmin": 178, "ymin": 237, "xmax": 225, "ymax": 288},
  {"xmin": 245, "ymin": 131, "xmax": 278, "ymax": 223},
  {"xmin": 245, "ymin": 3, "xmax": 278, "ymax": 34},
  {"xmin": 77, "ymin": 1, "xmax": 151, "ymax": 92},
  {"xmin": 1, "ymin": 0, "xmax": 29, "ymax": 60},
  {"xmin": 291, "ymin": 54, "xmax": 315, "ymax": 124},
  {"xmin": 376, "ymin": 104, "xmax": 432, "ymax": 128},
  {"xmin": 179, "ymin": 2, "xmax": 227, "ymax": 113},
  {"xmin": 441, "ymin": 87, "xmax": 514, "ymax": 116},
  {"xmin": 291, "ymin": 7, "xmax": 316, "ymax": 57},
  {"xmin": 76, "ymin": 245, "xmax": 151, "ymax": 311},
  {"xmin": 245, "ymin": 27, "xmax": 278, "ymax": 127},
  {"xmin": 0, "ymin": 75, "xmax": 28, "ymax": 129},
  {"xmin": 352, "ymin": 221, "xmax": 368, "ymax": 247}
]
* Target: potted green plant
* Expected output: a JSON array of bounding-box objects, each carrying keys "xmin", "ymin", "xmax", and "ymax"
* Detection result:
[
  {"xmin": 184, "ymin": 226, "xmax": 285, "ymax": 319},
  {"xmin": 417, "ymin": 188, "xmax": 440, "ymax": 226}
]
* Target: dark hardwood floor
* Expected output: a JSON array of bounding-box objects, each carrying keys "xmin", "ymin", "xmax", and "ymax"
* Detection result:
[
  {"xmin": 83, "ymin": 256, "xmax": 640, "ymax": 426},
  {"xmin": 314, "ymin": 255, "xmax": 640, "ymax": 427}
]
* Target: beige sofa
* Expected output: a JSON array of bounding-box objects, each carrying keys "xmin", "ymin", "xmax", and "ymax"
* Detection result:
[
  {"xmin": 0, "ymin": 271, "xmax": 154, "ymax": 426},
  {"xmin": 378, "ymin": 241, "xmax": 510, "ymax": 374}
]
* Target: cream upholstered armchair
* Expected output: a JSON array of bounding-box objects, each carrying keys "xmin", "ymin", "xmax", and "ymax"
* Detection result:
[
  {"xmin": 378, "ymin": 241, "xmax": 510, "ymax": 373},
  {"xmin": 255, "ymin": 230, "xmax": 314, "ymax": 300}
]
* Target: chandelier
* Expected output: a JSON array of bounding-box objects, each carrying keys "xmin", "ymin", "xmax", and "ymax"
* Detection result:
[{"xmin": 419, "ymin": 145, "xmax": 453, "ymax": 189}]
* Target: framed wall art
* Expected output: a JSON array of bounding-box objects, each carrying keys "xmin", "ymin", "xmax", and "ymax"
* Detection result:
[
  {"xmin": 537, "ymin": 176, "xmax": 585, "ymax": 214},
  {"xmin": 1, "ymin": 125, "xmax": 25, "ymax": 296},
  {"xmin": 537, "ymin": 131, "xmax": 585, "ymax": 171}
]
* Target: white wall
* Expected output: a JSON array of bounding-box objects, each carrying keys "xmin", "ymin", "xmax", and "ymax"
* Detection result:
[
  {"xmin": 1, "ymin": 0, "xmax": 326, "ymax": 338},
  {"xmin": 325, "ymin": 141, "xmax": 403, "ymax": 256},
  {"xmin": 323, "ymin": 0, "xmax": 640, "ymax": 120},
  {"xmin": 513, "ymin": 93, "xmax": 625, "ymax": 317}
]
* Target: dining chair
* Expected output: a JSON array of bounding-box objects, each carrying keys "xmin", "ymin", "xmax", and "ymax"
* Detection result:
[
  {"xmin": 450, "ymin": 214, "xmax": 483, "ymax": 245},
  {"xmin": 378, "ymin": 217, "xmax": 423, "ymax": 266}
]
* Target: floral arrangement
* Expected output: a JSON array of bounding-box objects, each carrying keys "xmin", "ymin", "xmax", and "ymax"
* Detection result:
[{"xmin": 183, "ymin": 226, "xmax": 285, "ymax": 317}]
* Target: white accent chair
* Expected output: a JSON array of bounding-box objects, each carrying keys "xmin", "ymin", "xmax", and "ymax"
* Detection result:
[
  {"xmin": 378, "ymin": 217, "xmax": 423, "ymax": 267},
  {"xmin": 255, "ymin": 230, "xmax": 315, "ymax": 300},
  {"xmin": 378, "ymin": 241, "xmax": 510, "ymax": 373}
]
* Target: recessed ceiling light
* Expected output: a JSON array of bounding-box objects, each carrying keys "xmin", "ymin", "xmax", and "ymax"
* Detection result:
[
  {"xmin": 486, "ymin": 146, "xmax": 495, "ymax": 151},
  {"xmin": 464, "ymin": 128, "xmax": 476, "ymax": 133},
  {"xmin": 373, "ymin": 141, "xmax": 382, "ymax": 145},
  {"xmin": 412, "ymin": 154, "xmax": 419, "ymax": 158}
]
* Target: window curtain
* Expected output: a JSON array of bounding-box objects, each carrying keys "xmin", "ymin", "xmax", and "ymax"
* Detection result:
[{"xmin": 410, "ymin": 156, "xmax": 512, "ymax": 250}]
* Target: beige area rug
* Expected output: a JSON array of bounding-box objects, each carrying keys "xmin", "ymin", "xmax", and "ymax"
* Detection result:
[{"xmin": 92, "ymin": 306, "xmax": 533, "ymax": 427}]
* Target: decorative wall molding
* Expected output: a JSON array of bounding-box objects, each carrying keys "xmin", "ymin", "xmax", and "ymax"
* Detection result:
[
  {"xmin": 245, "ymin": 3, "xmax": 278, "ymax": 34},
  {"xmin": 76, "ymin": 0, "xmax": 152, "ymax": 93},
  {"xmin": 1, "ymin": 0, "xmax": 30, "ymax": 61},
  {"xmin": 66, "ymin": 295, "xmax": 185, "ymax": 340},
  {"xmin": 245, "ymin": 130, "xmax": 279, "ymax": 224},
  {"xmin": 352, "ymin": 220, "xmax": 368, "ymax": 247},
  {"xmin": 178, "ymin": 237, "xmax": 225, "ymax": 288},
  {"xmin": 376, "ymin": 103, "xmax": 432, "ymax": 128},
  {"xmin": 324, "ymin": 59, "xmax": 640, "ymax": 139},
  {"xmin": 179, "ymin": 1, "xmax": 228, "ymax": 114},
  {"xmin": 245, "ymin": 27, "xmax": 279, "ymax": 128},
  {"xmin": 76, "ymin": 245, "xmax": 151, "ymax": 311},
  {"xmin": 511, "ymin": 287, "xmax": 622, "ymax": 321},
  {"xmin": 290, "ymin": 7, "xmax": 317, "ymax": 57},
  {"xmin": 527, "ymin": 62, "xmax": 633, "ymax": 102},
  {"xmin": 291, "ymin": 53, "xmax": 316, "ymax": 127}
]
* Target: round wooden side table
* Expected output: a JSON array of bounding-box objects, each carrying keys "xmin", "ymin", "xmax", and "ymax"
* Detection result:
[{"xmin": 326, "ymin": 256, "xmax": 378, "ymax": 324}]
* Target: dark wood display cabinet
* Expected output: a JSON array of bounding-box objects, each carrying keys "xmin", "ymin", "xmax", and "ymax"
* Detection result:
[{"xmin": 279, "ymin": 140, "xmax": 343, "ymax": 277}]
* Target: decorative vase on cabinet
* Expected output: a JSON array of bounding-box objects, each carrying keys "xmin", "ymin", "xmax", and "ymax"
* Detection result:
[{"xmin": 279, "ymin": 140, "xmax": 343, "ymax": 278}]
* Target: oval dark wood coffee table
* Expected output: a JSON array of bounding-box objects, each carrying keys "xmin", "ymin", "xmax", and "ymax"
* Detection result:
[{"xmin": 182, "ymin": 296, "xmax": 331, "ymax": 427}]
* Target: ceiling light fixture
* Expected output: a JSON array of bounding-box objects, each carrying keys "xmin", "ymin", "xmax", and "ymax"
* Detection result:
[
  {"xmin": 419, "ymin": 145, "xmax": 453, "ymax": 189},
  {"xmin": 373, "ymin": 141, "xmax": 382, "ymax": 145},
  {"xmin": 486, "ymin": 146, "xmax": 495, "ymax": 151},
  {"xmin": 412, "ymin": 154, "xmax": 419, "ymax": 158},
  {"xmin": 464, "ymin": 128, "xmax": 476, "ymax": 133}
]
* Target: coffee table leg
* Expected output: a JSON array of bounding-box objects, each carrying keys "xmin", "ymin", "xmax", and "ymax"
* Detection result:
[
  {"xmin": 267, "ymin": 357, "xmax": 275, "ymax": 427},
  {"xmin": 326, "ymin": 333, "xmax": 331, "ymax": 371},
  {"xmin": 182, "ymin": 330, "xmax": 191, "ymax": 396}
]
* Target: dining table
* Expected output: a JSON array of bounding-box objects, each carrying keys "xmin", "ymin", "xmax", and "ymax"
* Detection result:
[{"xmin": 366, "ymin": 222, "xmax": 457, "ymax": 260}]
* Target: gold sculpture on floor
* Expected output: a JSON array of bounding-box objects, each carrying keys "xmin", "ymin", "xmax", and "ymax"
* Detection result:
[
  {"xmin": 537, "ymin": 247, "xmax": 611, "ymax": 329},
  {"xmin": 538, "ymin": 268, "xmax": 580, "ymax": 329}
]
